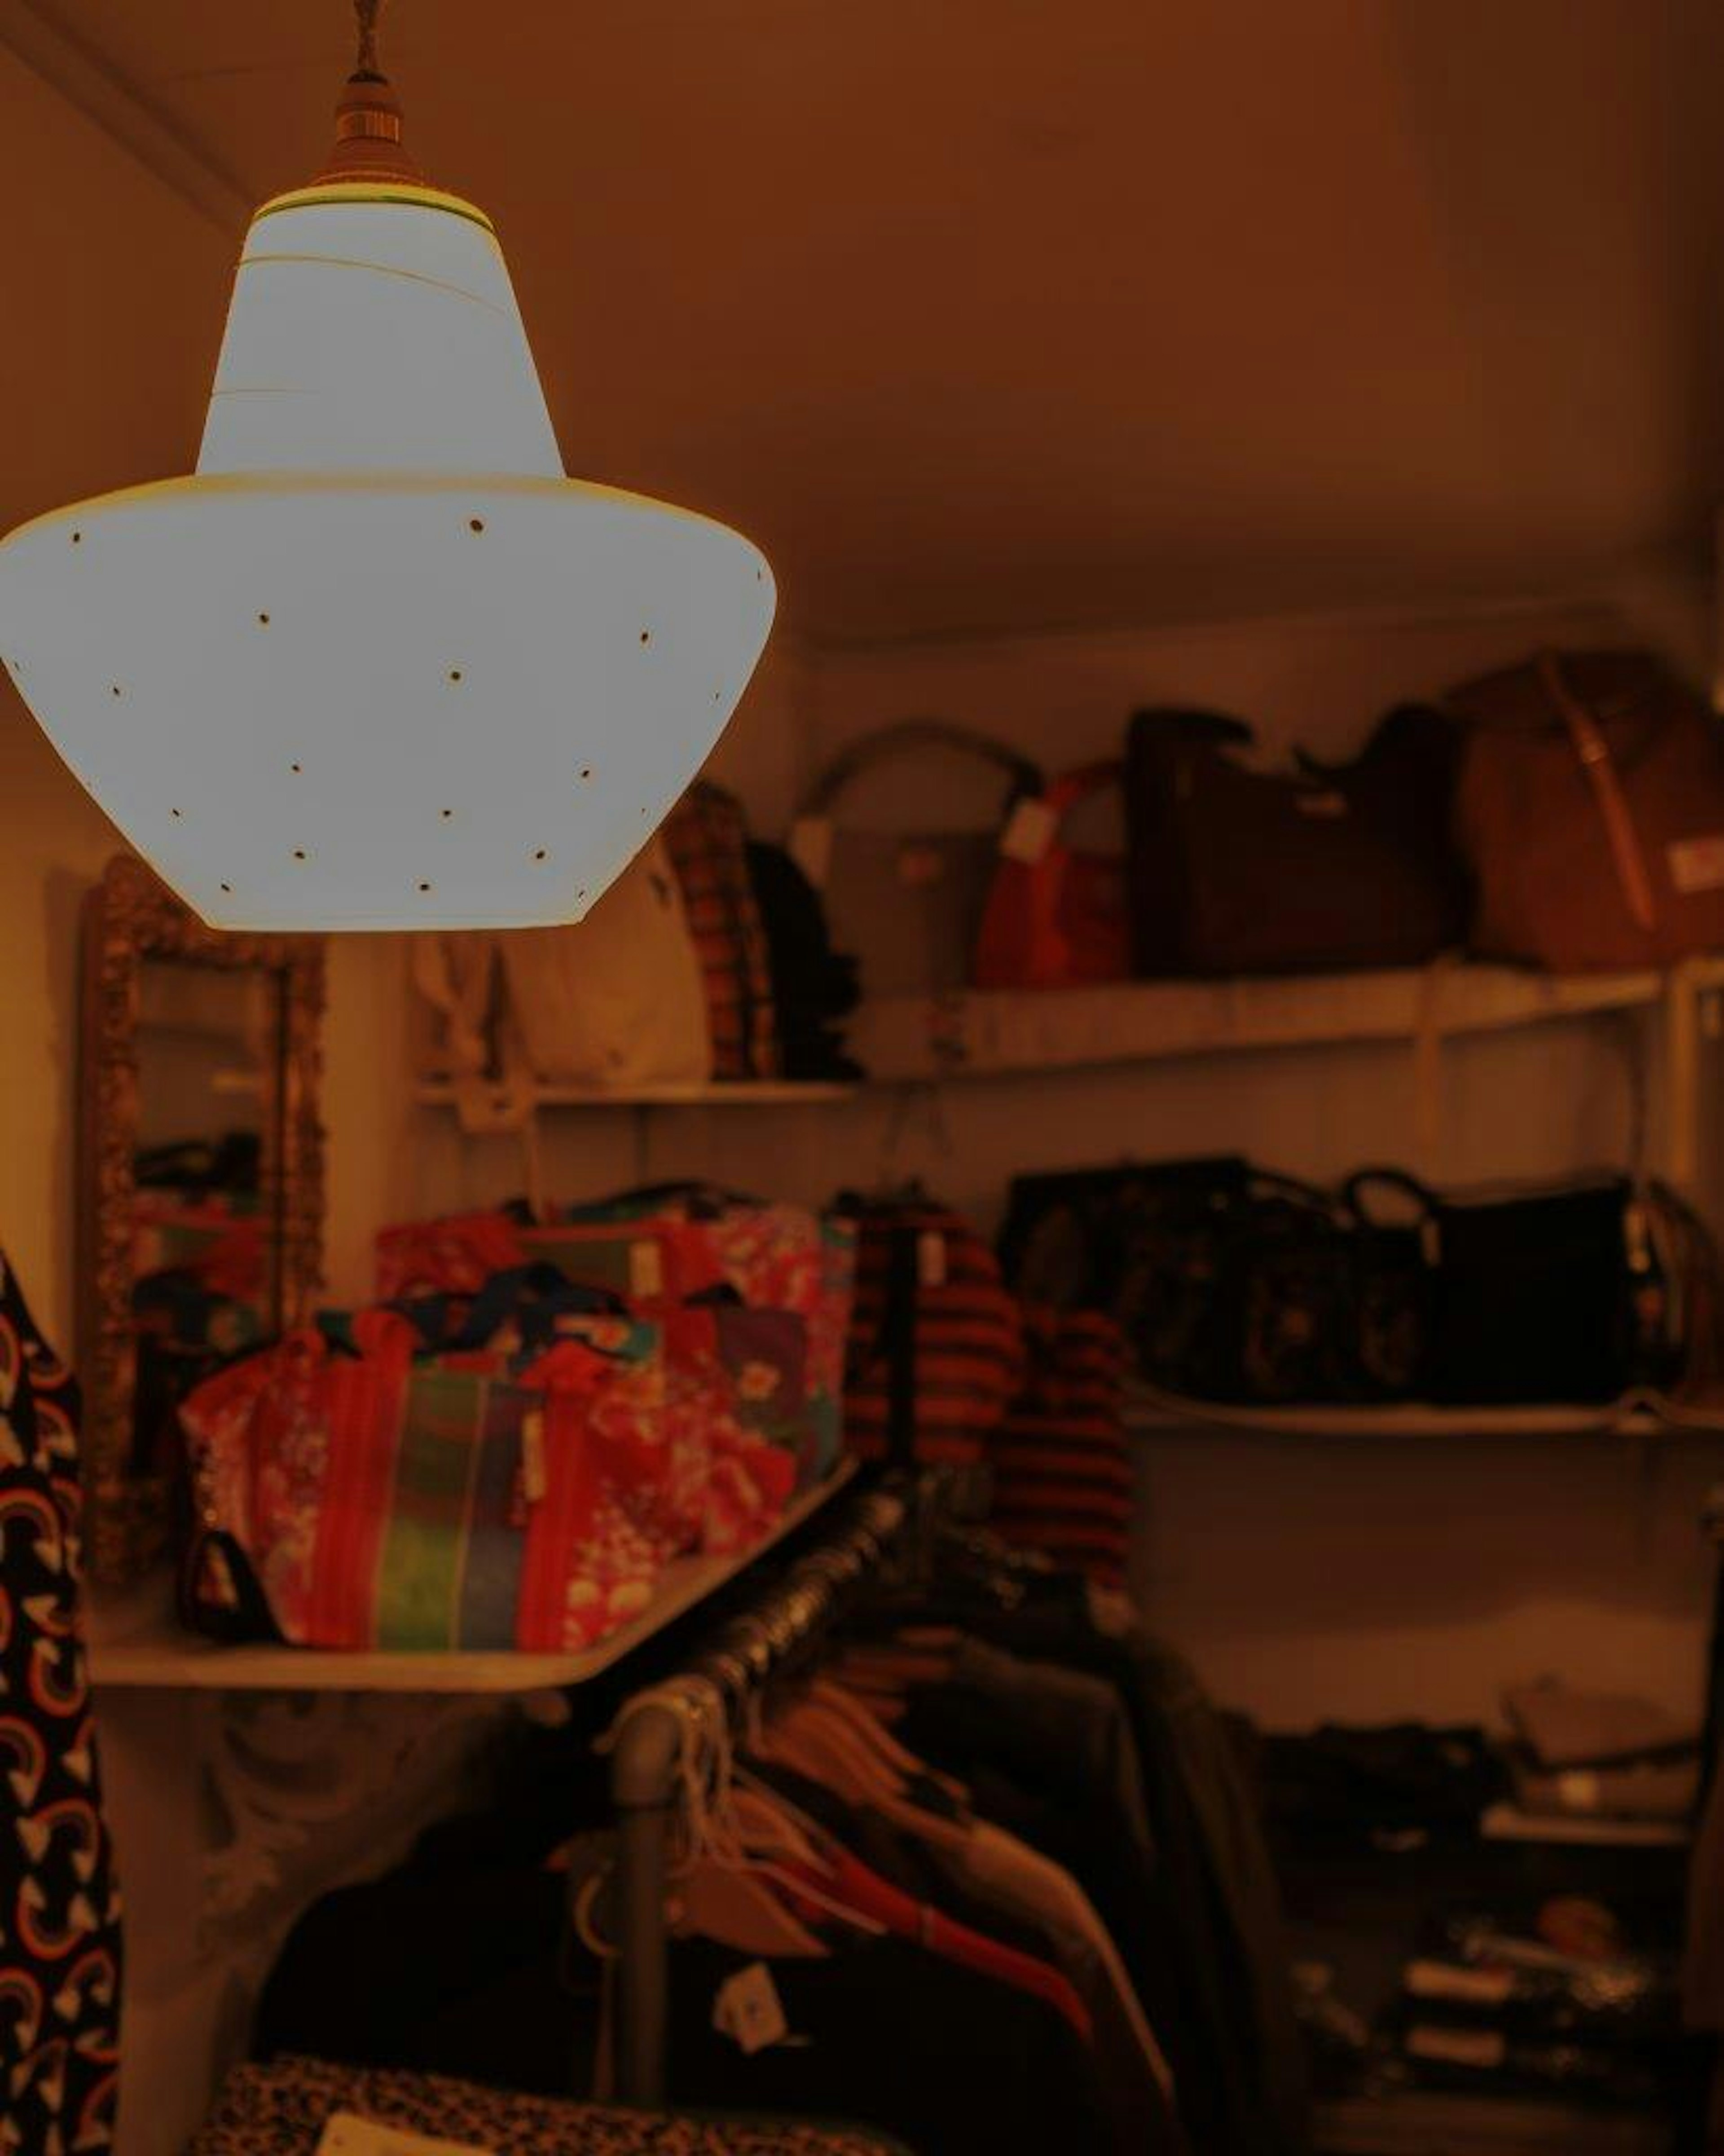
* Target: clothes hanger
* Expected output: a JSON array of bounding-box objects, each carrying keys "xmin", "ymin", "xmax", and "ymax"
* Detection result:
[
  {"xmin": 811, "ymin": 1677, "xmax": 971, "ymax": 1807},
  {"xmin": 751, "ymin": 1698, "xmax": 885, "ymax": 1808},
  {"xmin": 809, "ymin": 1675, "xmax": 929, "ymax": 1777},
  {"xmin": 772, "ymin": 1694, "xmax": 906, "ymax": 1805}
]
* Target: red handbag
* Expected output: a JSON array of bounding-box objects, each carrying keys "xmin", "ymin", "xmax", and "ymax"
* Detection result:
[{"xmin": 972, "ymin": 761, "xmax": 1131, "ymax": 989}]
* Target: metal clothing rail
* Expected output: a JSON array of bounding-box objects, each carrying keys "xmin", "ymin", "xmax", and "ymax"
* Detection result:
[{"xmin": 603, "ymin": 1483, "xmax": 910, "ymax": 2106}]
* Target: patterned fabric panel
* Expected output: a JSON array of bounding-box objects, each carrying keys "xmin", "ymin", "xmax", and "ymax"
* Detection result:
[
  {"xmin": 0, "ymin": 1251, "xmax": 122, "ymax": 2156},
  {"xmin": 989, "ymin": 1308, "xmax": 1133, "ymax": 1587},
  {"xmin": 661, "ymin": 785, "xmax": 780, "ymax": 1081},
  {"xmin": 195, "ymin": 2057, "xmax": 913, "ymax": 2155}
]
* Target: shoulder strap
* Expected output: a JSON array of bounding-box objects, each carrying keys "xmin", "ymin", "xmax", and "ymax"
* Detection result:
[
  {"xmin": 1537, "ymin": 652, "xmax": 1657, "ymax": 934},
  {"xmin": 802, "ymin": 720, "xmax": 1042, "ymax": 818}
]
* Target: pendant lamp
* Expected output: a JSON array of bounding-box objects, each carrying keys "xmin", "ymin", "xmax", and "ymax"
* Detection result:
[{"xmin": 0, "ymin": 1, "xmax": 774, "ymax": 930}]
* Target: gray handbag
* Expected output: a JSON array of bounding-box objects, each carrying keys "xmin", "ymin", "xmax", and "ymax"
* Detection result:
[{"xmin": 793, "ymin": 720, "xmax": 1043, "ymax": 998}]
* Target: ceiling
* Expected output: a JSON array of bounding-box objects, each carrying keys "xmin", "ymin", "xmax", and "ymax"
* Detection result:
[{"xmin": 5, "ymin": 0, "xmax": 1724, "ymax": 644}]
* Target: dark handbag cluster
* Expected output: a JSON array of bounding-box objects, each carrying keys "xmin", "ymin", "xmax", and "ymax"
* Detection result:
[{"xmin": 998, "ymin": 1157, "xmax": 1723, "ymax": 1408}]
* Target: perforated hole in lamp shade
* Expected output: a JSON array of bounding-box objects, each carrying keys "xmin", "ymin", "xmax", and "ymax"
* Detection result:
[{"xmin": 0, "ymin": 185, "xmax": 775, "ymax": 930}]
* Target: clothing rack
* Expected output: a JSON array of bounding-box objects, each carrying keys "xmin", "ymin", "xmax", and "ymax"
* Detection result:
[{"xmin": 602, "ymin": 1481, "xmax": 911, "ymax": 2106}]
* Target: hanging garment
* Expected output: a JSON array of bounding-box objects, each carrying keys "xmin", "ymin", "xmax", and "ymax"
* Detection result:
[
  {"xmin": 744, "ymin": 840, "xmax": 862, "ymax": 1082},
  {"xmin": 661, "ymin": 783, "xmax": 781, "ymax": 1080},
  {"xmin": 899, "ymin": 1624, "xmax": 1309, "ymax": 2156},
  {"xmin": 988, "ymin": 1308, "xmax": 1133, "ymax": 1587},
  {"xmin": 196, "ymin": 2057, "xmax": 914, "ymax": 2156},
  {"xmin": 747, "ymin": 1755, "xmax": 1184, "ymax": 2156},
  {"xmin": 0, "ymin": 1251, "xmax": 123, "ymax": 2156},
  {"xmin": 842, "ymin": 1200, "xmax": 1024, "ymax": 1470},
  {"xmin": 665, "ymin": 1932, "xmax": 1108, "ymax": 2156}
]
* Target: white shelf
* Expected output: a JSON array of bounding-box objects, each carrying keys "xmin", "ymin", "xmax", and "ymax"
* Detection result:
[
  {"xmin": 416, "ymin": 962, "xmax": 1724, "ymax": 1114},
  {"xmin": 1479, "ymin": 1801, "xmax": 1689, "ymax": 1850},
  {"xmin": 416, "ymin": 1077, "xmax": 857, "ymax": 1128},
  {"xmin": 849, "ymin": 961, "xmax": 1699, "ymax": 1085},
  {"xmin": 1316, "ymin": 2088, "xmax": 1668, "ymax": 2156},
  {"xmin": 87, "ymin": 1461, "xmax": 856, "ymax": 1694},
  {"xmin": 1125, "ymin": 1384, "xmax": 1724, "ymax": 1441}
]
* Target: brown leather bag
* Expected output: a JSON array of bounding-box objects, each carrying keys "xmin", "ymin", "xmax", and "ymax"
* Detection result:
[
  {"xmin": 1124, "ymin": 703, "xmax": 1465, "ymax": 976},
  {"xmin": 1447, "ymin": 650, "xmax": 1724, "ymax": 972}
]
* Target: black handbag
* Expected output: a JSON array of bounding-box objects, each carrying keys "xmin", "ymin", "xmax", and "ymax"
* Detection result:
[
  {"xmin": 999, "ymin": 1157, "xmax": 1363, "ymax": 1403},
  {"xmin": 1413, "ymin": 1173, "xmax": 1638, "ymax": 1406},
  {"xmin": 998, "ymin": 1156, "xmax": 1249, "ymax": 1395}
]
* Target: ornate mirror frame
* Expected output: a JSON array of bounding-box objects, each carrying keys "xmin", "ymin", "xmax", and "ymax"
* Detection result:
[{"xmin": 79, "ymin": 853, "xmax": 326, "ymax": 1586}]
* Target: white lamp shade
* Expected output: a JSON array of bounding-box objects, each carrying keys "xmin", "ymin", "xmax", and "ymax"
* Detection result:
[{"xmin": 0, "ymin": 183, "xmax": 775, "ymax": 930}]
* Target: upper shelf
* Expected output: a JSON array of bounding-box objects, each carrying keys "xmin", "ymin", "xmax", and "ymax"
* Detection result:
[
  {"xmin": 849, "ymin": 959, "xmax": 1719, "ymax": 1085},
  {"xmin": 88, "ymin": 1461, "xmax": 856, "ymax": 1694},
  {"xmin": 416, "ymin": 961, "xmax": 1724, "ymax": 1116},
  {"xmin": 416, "ymin": 1077, "xmax": 857, "ymax": 1123}
]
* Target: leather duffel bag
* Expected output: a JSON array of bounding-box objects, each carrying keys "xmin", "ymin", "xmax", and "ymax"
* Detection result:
[
  {"xmin": 1124, "ymin": 703, "xmax": 1465, "ymax": 976},
  {"xmin": 1447, "ymin": 648, "xmax": 1724, "ymax": 971}
]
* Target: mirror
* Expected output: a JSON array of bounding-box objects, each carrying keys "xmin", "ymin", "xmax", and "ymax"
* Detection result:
[{"xmin": 79, "ymin": 855, "xmax": 326, "ymax": 1587}]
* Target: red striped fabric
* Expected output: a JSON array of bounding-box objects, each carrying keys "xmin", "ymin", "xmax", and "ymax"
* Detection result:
[
  {"xmin": 843, "ymin": 1204, "xmax": 1024, "ymax": 1469},
  {"xmin": 989, "ymin": 1307, "xmax": 1132, "ymax": 1586}
]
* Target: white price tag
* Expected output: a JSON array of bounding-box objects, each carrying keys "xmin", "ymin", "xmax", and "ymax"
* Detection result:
[
  {"xmin": 788, "ymin": 816, "xmax": 834, "ymax": 889},
  {"xmin": 1403, "ymin": 1958, "xmax": 1513, "ymax": 2005},
  {"xmin": 998, "ymin": 797, "xmax": 1057, "ymax": 864},
  {"xmin": 629, "ymin": 1238, "xmax": 664, "ymax": 1299},
  {"xmin": 520, "ymin": 1408, "xmax": 547, "ymax": 1505},
  {"xmin": 712, "ymin": 1960, "xmax": 790, "ymax": 2055},
  {"xmin": 1668, "ymin": 833, "xmax": 1724, "ymax": 894},
  {"xmin": 316, "ymin": 2115, "xmax": 492, "ymax": 2156},
  {"xmin": 1556, "ymin": 1768, "xmax": 1602, "ymax": 1812},
  {"xmin": 1405, "ymin": 2024, "xmax": 1506, "ymax": 2070}
]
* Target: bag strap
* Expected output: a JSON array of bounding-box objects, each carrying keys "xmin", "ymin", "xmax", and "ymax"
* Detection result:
[
  {"xmin": 1537, "ymin": 652, "xmax": 1658, "ymax": 934},
  {"xmin": 884, "ymin": 1222, "xmax": 922, "ymax": 1471},
  {"xmin": 801, "ymin": 719, "xmax": 1043, "ymax": 819}
]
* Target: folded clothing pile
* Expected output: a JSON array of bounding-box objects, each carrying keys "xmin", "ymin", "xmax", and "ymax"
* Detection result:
[
  {"xmin": 1262, "ymin": 1722, "xmax": 1511, "ymax": 1853},
  {"xmin": 1390, "ymin": 1900, "xmax": 1682, "ymax": 2111},
  {"xmin": 1500, "ymin": 1680, "xmax": 1701, "ymax": 1829}
]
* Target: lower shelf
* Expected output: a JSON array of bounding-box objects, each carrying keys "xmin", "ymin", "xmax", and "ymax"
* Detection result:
[
  {"xmin": 87, "ymin": 1461, "xmax": 856, "ymax": 1694},
  {"xmin": 1126, "ymin": 1384, "xmax": 1724, "ymax": 1441},
  {"xmin": 1478, "ymin": 1801, "xmax": 1689, "ymax": 1851},
  {"xmin": 1315, "ymin": 2086, "xmax": 1670, "ymax": 2156}
]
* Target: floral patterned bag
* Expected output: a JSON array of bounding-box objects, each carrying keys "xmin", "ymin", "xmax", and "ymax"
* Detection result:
[{"xmin": 180, "ymin": 1302, "xmax": 686, "ymax": 1653}]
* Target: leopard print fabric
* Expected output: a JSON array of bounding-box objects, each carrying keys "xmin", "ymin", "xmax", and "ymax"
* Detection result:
[{"xmin": 196, "ymin": 2058, "xmax": 913, "ymax": 2156}]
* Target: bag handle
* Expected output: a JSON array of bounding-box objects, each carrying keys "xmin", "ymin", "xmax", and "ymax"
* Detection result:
[
  {"xmin": 801, "ymin": 720, "xmax": 1043, "ymax": 819},
  {"xmin": 1342, "ymin": 1168, "xmax": 1438, "ymax": 1230},
  {"xmin": 1537, "ymin": 652, "xmax": 1657, "ymax": 934}
]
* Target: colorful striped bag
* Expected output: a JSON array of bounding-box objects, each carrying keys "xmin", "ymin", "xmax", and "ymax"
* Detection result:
[{"xmin": 180, "ymin": 1303, "xmax": 686, "ymax": 1653}]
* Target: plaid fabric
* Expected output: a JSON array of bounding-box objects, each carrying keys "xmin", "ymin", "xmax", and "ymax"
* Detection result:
[
  {"xmin": 661, "ymin": 783, "xmax": 780, "ymax": 1079},
  {"xmin": 989, "ymin": 1308, "xmax": 1133, "ymax": 1587},
  {"xmin": 843, "ymin": 1203, "xmax": 1024, "ymax": 1470}
]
